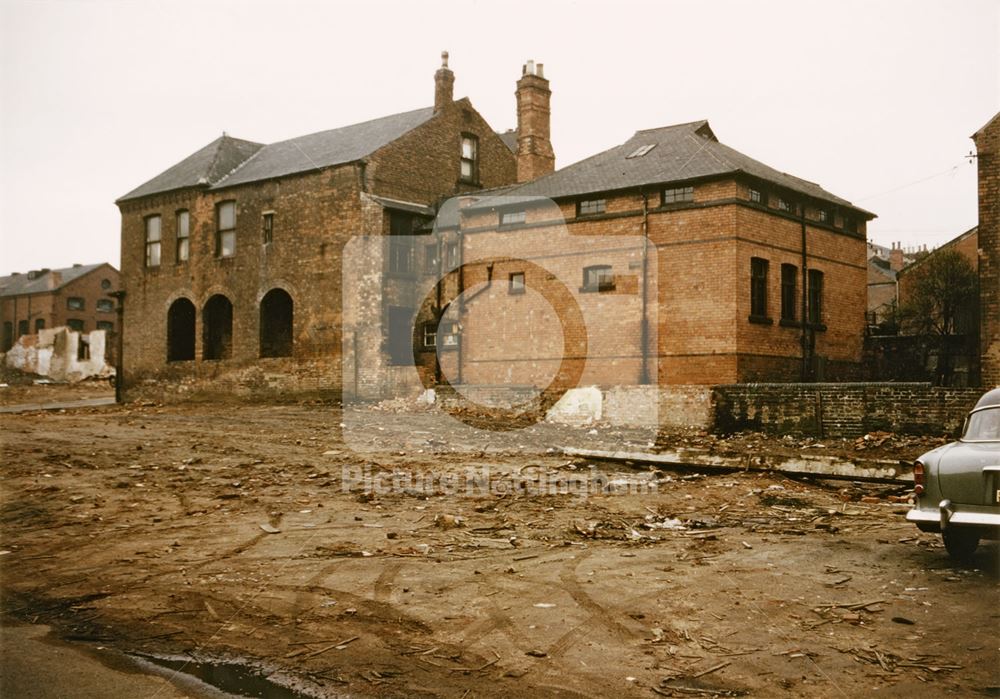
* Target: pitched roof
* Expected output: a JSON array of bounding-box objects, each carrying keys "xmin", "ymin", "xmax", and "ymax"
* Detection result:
[
  {"xmin": 495, "ymin": 120, "xmax": 873, "ymax": 215},
  {"xmin": 117, "ymin": 135, "xmax": 264, "ymax": 202},
  {"xmin": 0, "ymin": 263, "xmax": 112, "ymax": 298},
  {"xmin": 119, "ymin": 106, "xmax": 437, "ymax": 201},
  {"xmin": 497, "ymin": 129, "xmax": 518, "ymax": 154}
]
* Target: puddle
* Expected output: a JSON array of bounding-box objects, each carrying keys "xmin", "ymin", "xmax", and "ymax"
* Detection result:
[{"xmin": 129, "ymin": 653, "xmax": 322, "ymax": 699}]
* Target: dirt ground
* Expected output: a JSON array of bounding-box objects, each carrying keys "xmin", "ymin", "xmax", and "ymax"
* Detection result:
[{"xmin": 1, "ymin": 393, "xmax": 998, "ymax": 698}]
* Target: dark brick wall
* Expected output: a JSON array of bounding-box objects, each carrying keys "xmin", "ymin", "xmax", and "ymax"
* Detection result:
[
  {"xmin": 975, "ymin": 114, "xmax": 999, "ymax": 387},
  {"xmin": 118, "ymin": 96, "xmax": 517, "ymax": 401},
  {"xmin": 714, "ymin": 382, "xmax": 983, "ymax": 437}
]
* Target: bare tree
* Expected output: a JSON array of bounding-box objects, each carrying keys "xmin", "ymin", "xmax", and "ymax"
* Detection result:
[{"xmin": 899, "ymin": 249, "xmax": 978, "ymax": 384}]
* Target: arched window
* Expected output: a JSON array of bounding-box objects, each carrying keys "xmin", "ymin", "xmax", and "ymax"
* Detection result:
[
  {"xmin": 166, "ymin": 298, "xmax": 196, "ymax": 361},
  {"xmin": 259, "ymin": 288, "xmax": 293, "ymax": 358},
  {"xmin": 202, "ymin": 294, "xmax": 233, "ymax": 360}
]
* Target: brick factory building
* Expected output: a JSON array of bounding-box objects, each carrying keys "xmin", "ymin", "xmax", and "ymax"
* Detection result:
[
  {"xmin": 117, "ymin": 55, "xmax": 874, "ymax": 400},
  {"xmin": 0, "ymin": 263, "xmax": 120, "ymax": 351}
]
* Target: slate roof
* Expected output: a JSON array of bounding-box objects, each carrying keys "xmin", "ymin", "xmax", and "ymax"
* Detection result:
[
  {"xmin": 119, "ymin": 107, "xmax": 437, "ymax": 202},
  {"xmin": 0, "ymin": 263, "xmax": 110, "ymax": 298},
  {"xmin": 498, "ymin": 129, "xmax": 518, "ymax": 154},
  {"xmin": 493, "ymin": 120, "xmax": 873, "ymax": 216},
  {"xmin": 118, "ymin": 135, "xmax": 264, "ymax": 202}
]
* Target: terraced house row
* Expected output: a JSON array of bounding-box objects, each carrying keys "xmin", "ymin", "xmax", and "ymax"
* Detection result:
[{"xmin": 117, "ymin": 54, "xmax": 874, "ymax": 400}]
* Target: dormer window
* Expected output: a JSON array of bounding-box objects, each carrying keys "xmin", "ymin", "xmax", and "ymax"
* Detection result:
[
  {"xmin": 460, "ymin": 134, "xmax": 479, "ymax": 183},
  {"xmin": 749, "ymin": 188, "xmax": 763, "ymax": 204},
  {"xmin": 776, "ymin": 197, "xmax": 794, "ymax": 213}
]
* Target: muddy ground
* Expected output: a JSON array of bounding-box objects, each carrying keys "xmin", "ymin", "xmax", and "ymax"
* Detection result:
[{"xmin": 1, "ymin": 394, "xmax": 998, "ymax": 698}]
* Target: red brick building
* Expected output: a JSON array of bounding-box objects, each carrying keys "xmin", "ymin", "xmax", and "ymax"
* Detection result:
[
  {"xmin": 425, "ymin": 116, "xmax": 875, "ymax": 388},
  {"xmin": 0, "ymin": 263, "xmax": 120, "ymax": 351}
]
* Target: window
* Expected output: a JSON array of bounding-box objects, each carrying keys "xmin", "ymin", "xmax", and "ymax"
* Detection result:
[
  {"xmin": 176, "ymin": 210, "xmax": 190, "ymax": 262},
  {"xmin": 388, "ymin": 236, "xmax": 413, "ymax": 275},
  {"xmin": 262, "ymin": 212, "xmax": 274, "ymax": 245},
  {"xmin": 166, "ymin": 298, "xmax": 196, "ymax": 362},
  {"xmin": 583, "ymin": 264, "xmax": 614, "ymax": 292},
  {"xmin": 96, "ymin": 320, "xmax": 113, "ymax": 333},
  {"xmin": 509, "ymin": 272, "xmax": 525, "ymax": 294},
  {"xmin": 34, "ymin": 318, "xmax": 45, "ymax": 332},
  {"xmin": 750, "ymin": 258, "xmax": 769, "ymax": 319},
  {"xmin": 843, "ymin": 217, "xmax": 858, "ymax": 234},
  {"xmin": 259, "ymin": 288, "xmax": 293, "ymax": 358},
  {"xmin": 460, "ymin": 134, "xmax": 478, "ymax": 183},
  {"xmin": 776, "ymin": 197, "xmax": 794, "ymax": 213},
  {"xmin": 67, "ymin": 319, "xmax": 84, "ymax": 332},
  {"xmin": 749, "ymin": 188, "xmax": 763, "ymax": 204},
  {"xmin": 422, "ymin": 322, "xmax": 437, "ymax": 348},
  {"xmin": 444, "ymin": 241, "xmax": 459, "ymax": 268},
  {"xmin": 145, "ymin": 215, "xmax": 162, "ymax": 267},
  {"xmin": 387, "ymin": 306, "xmax": 415, "ymax": 365},
  {"xmin": 500, "ymin": 210, "xmax": 526, "ymax": 226},
  {"xmin": 202, "ymin": 294, "xmax": 233, "ymax": 360},
  {"xmin": 578, "ymin": 199, "xmax": 606, "ymax": 216},
  {"xmin": 780, "ymin": 264, "xmax": 797, "ymax": 322},
  {"xmin": 424, "ymin": 243, "xmax": 438, "ymax": 270},
  {"xmin": 101, "ymin": 278, "xmax": 112, "ymax": 290},
  {"xmin": 663, "ymin": 186, "xmax": 694, "ymax": 204},
  {"xmin": 97, "ymin": 298, "xmax": 114, "ymax": 313},
  {"xmin": 817, "ymin": 208, "xmax": 830, "ymax": 223},
  {"xmin": 67, "ymin": 297, "xmax": 85, "ymax": 311},
  {"xmin": 216, "ymin": 201, "xmax": 236, "ymax": 257},
  {"xmin": 808, "ymin": 269, "xmax": 824, "ymax": 325},
  {"xmin": 3, "ymin": 322, "xmax": 13, "ymax": 351},
  {"xmin": 440, "ymin": 321, "xmax": 459, "ymax": 347}
]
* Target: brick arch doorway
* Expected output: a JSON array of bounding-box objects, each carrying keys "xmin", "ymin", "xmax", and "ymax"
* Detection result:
[
  {"xmin": 166, "ymin": 297, "xmax": 196, "ymax": 362},
  {"xmin": 259, "ymin": 288, "xmax": 293, "ymax": 358},
  {"xmin": 203, "ymin": 294, "xmax": 233, "ymax": 360}
]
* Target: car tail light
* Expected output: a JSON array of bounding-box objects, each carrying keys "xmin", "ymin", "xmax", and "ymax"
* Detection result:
[{"xmin": 913, "ymin": 461, "xmax": 925, "ymax": 495}]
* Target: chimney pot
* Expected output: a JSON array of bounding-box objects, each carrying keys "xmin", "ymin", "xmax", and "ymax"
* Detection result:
[{"xmin": 434, "ymin": 50, "xmax": 455, "ymax": 112}]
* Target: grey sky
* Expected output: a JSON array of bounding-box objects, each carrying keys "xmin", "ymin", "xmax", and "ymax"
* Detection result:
[{"xmin": 1, "ymin": 0, "xmax": 997, "ymax": 273}]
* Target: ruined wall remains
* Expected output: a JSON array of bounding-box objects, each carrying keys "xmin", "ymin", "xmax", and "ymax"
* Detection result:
[
  {"xmin": 4, "ymin": 328, "xmax": 111, "ymax": 381},
  {"xmin": 714, "ymin": 383, "xmax": 983, "ymax": 437}
]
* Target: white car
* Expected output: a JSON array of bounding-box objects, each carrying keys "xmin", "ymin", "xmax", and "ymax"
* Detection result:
[{"xmin": 906, "ymin": 387, "xmax": 1000, "ymax": 560}]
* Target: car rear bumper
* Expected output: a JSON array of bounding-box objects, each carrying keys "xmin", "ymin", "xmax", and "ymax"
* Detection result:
[{"xmin": 907, "ymin": 499, "xmax": 1000, "ymax": 532}]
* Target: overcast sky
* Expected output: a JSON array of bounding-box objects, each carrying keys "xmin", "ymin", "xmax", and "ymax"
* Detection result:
[{"xmin": 1, "ymin": 0, "xmax": 997, "ymax": 274}]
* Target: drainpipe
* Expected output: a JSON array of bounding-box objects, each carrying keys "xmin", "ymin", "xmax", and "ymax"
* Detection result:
[
  {"xmin": 434, "ymin": 229, "xmax": 443, "ymax": 385},
  {"xmin": 640, "ymin": 189, "xmax": 650, "ymax": 385},
  {"xmin": 456, "ymin": 225, "xmax": 466, "ymax": 385},
  {"xmin": 800, "ymin": 206, "xmax": 809, "ymax": 382}
]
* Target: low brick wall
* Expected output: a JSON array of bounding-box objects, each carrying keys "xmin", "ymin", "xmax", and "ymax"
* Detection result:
[
  {"xmin": 714, "ymin": 383, "xmax": 983, "ymax": 438},
  {"xmin": 603, "ymin": 385, "xmax": 714, "ymax": 430}
]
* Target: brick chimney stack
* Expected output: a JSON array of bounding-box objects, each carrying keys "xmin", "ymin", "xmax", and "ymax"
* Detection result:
[
  {"xmin": 515, "ymin": 59, "xmax": 555, "ymax": 183},
  {"xmin": 434, "ymin": 51, "xmax": 454, "ymax": 113},
  {"xmin": 889, "ymin": 242, "xmax": 904, "ymax": 271}
]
